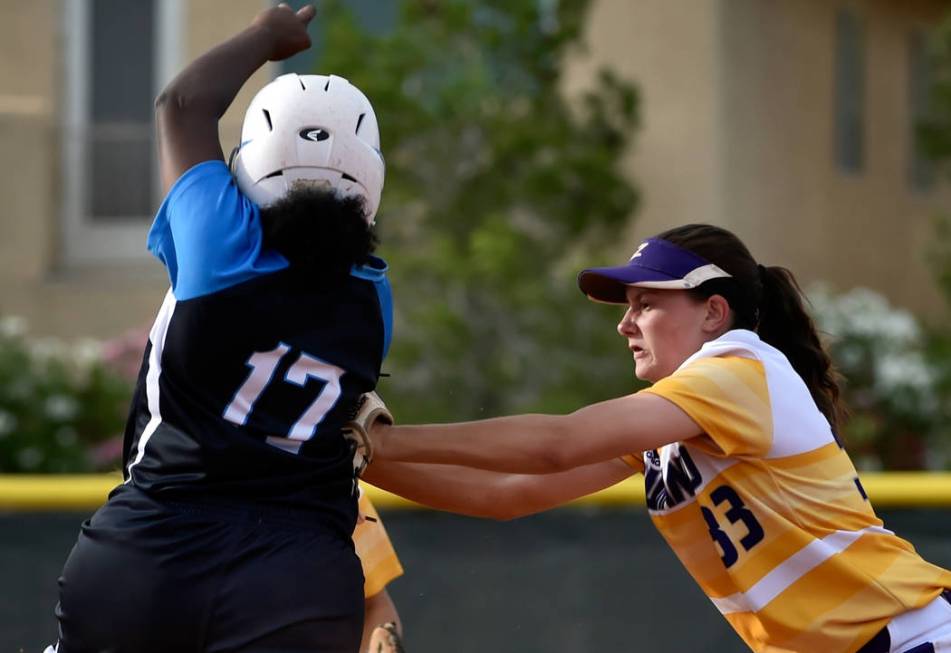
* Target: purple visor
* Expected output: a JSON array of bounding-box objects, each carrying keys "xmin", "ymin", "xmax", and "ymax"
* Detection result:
[{"xmin": 577, "ymin": 238, "xmax": 732, "ymax": 304}]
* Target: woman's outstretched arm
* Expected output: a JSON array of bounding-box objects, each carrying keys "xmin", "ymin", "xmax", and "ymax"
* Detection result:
[
  {"xmin": 371, "ymin": 393, "xmax": 700, "ymax": 474},
  {"xmin": 362, "ymin": 457, "xmax": 636, "ymax": 520}
]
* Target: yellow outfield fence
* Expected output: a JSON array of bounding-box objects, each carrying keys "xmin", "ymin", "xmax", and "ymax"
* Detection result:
[{"xmin": 2, "ymin": 472, "xmax": 951, "ymax": 511}]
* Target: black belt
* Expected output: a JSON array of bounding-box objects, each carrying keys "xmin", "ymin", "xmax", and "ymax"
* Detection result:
[{"xmin": 856, "ymin": 589, "xmax": 951, "ymax": 653}]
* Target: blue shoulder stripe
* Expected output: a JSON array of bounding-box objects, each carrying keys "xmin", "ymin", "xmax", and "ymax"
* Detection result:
[{"xmin": 351, "ymin": 256, "xmax": 393, "ymax": 360}]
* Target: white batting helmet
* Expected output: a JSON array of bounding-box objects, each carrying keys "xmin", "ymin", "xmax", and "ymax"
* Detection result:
[{"xmin": 230, "ymin": 73, "xmax": 385, "ymax": 223}]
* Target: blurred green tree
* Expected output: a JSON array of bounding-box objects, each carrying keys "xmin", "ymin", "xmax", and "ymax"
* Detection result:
[{"xmin": 314, "ymin": 0, "xmax": 642, "ymax": 421}]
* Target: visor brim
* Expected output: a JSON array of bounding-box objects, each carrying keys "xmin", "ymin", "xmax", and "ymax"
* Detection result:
[
  {"xmin": 577, "ymin": 266, "xmax": 681, "ymax": 304},
  {"xmin": 577, "ymin": 262, "xmax": 734, "ymax": 304}
]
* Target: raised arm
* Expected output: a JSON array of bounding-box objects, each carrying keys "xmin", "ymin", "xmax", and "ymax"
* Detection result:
[
  {"xmin": 362, "ymin": 458, "xmax": 636, "ymax": 520},
  {"xmin": 371, "ymin": 392, "xmax": 703, "ymax": 474},
  {"xmin": 154, "ymin": 3, "xmax": 315, "ymax": 194}
]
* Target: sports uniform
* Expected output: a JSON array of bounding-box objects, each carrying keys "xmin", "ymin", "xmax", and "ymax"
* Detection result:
[
  {"xmin": 620, "ymin": 329, "xmax": 951, "ymax": 652},
  {"xmin": 52, "ymin": 159, "xmax": 392, "ymax": 653},
  {"xmin": 572, "ymin": 233, "xmax": 951, "ymax": 653},
  {"xmin": 48, "ymin": 6, "xmax": 391, "ymax": 650},
  {"xmin": 356, "ymin": 490, "xmax": 404, "ymax": 600}
]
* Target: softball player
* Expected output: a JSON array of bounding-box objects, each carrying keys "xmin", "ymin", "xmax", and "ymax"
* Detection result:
[
  {"xmin": 355, "ymin": 491, "xmax": 406, "ymax": 653},
  {"xmin": 361, "ymin": 224, "xmax": 951, "ymax": 652},
  {"xmin": 48, "ymin": 5, "xmax": 392, "ymax": 652}
]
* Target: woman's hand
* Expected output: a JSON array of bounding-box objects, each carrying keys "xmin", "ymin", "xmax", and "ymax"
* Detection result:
[
  {"xmin": 251, "ymin": 3, "xmax": 316, "ymax": 62},
  {"xmin": 367, "ymin": 419, "xmax": 392, "ymax": 466},
  {"xmin": 345, "ymin": 392, "xmax": 393, "ymax": 476}
]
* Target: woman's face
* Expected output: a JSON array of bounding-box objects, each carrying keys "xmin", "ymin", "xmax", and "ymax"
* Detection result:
[{"xmin": 616, "ymin": 287, "xmax": 718, "ymax": 383}]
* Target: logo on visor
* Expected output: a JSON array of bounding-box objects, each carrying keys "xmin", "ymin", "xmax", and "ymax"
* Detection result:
[
  {"xmin": 299, "ymin": 128, "xmax": 330, "ymax": 142},
  {"xmin": 630, "ymin": 242, "xmax": 649, "ymax": 261}
]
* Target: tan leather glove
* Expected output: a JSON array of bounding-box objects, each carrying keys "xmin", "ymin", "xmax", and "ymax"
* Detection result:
[{"xmin": 344, "ymin": 391, "xmax": 393, "ymax": 476}]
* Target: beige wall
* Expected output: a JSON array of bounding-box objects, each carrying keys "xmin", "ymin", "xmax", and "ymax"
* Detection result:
[
  {"xmin": 565, "ymin": 0, "xmax": 724, "ymax": 253},
  {"xmin": 0, "ymin": 0, "xmax": 56, "ymax": 295},
  {"xmin": 567, "ymin": 0, "xmax": 951, "ymax": 316},
  {"xmin": 188, "ymin": 0, "xmax": 275, "ymax": 146},
  {"xmin": 718, "ymin": 0, "xmax": 951, "ymax": 316},
  {"xmin": 0, "ymin": 0, "xmax": 270, "ymax": 340},
  {"xmin": 3, "ymin": 0, "xmax": 951, "ymax": 341}
]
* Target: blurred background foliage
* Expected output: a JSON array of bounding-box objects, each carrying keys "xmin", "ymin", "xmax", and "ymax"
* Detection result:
[
  {"xmin": 313, "ymin": 0, "xmax": 642, "ymax": 421},
  {"xmin": 5, "ymin": 0, "xmax": 951, "ymax": 472},
  {"xmin": 803, "ymin": 8, "xmax": 951, "ymax": 470},
  {"xmin": 0, "ymin": 318, "xmax": 129, "ymax": 473},
  {"xmin": 809, "ymin": 287, "xmax": 950, "ymax": 470},
  {"xmin": 1, "ymin": 0, "xmax": 644, "ymax": 472}
]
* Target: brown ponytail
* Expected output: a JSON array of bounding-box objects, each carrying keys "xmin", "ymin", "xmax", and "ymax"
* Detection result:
[
  {"xmin": 655, "ymin": 224, "xmax": 845, "ymax": 434},
  {"xmin": 756, "ymin": 265, "xmax": 845, "ymax": 433}
]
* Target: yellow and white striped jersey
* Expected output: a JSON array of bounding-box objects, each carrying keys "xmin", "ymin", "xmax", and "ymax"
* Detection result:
[
  {"xmin": 630, "ymin": 329, "xmax": 951, "ymax": 653},
  {"xmin": 354, "ymin": 490, "xmax": 404, "ymax": 598}
]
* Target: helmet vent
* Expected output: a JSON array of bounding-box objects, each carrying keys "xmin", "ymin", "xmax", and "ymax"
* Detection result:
[
  {"xmin": 262, "ymin": 109, "xmax": 273, "ymax": 132},
  {"xmin": 341, "ymin": 173, "xmax": 357, "ymax": 182},
  {"xmin": 356, "ymin": 112, "xmax": 366, "ymax": 134},
  {"xmin": 324, "ymin": 78, "xmax": 331, "ymax": 91},
  {"xmin": 299, "ymin": 77, "xmax": 307, "ymax": 91},
  {"xmin": 263, "ymin": 170, "xmax": 283, "ymax": 180}
]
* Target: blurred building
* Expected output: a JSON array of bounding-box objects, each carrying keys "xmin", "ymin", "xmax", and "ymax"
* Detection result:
[
  {"xmin": 567, "ymin": 0, "xmax": 951, "ymax": 316},
  {"xmin": 0, "ymin": 0, "xmax": 272, "ymax": 338},
  {"xmin": 1, "ymin": 0, "xmax": 950, "ymax": 339}
]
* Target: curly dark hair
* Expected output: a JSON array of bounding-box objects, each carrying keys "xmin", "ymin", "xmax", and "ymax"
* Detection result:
[{"xmin": 259, "ymin": 186, "xmax": 378, "ymax": 281}]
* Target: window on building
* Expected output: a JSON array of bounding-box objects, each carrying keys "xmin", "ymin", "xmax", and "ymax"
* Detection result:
[
  {"xmin": 89, "ymin": 0, "xmax": 155, "ymax": 219},
  {"xmin": 62, "ymin": 0, "xmax": 182, "ymax": 264},
  {"xmin": 834, "ymin": 8, "xmax": 866, "ymax": 174},
  {"xmin": 908, "ymin": 29, "xmax": 936, "ymax": 192}
]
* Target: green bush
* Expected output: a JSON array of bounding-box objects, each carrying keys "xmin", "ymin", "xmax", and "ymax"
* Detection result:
[{"xmin": 0, "ymin": 317, "xmax": 132, "ymax": 473}]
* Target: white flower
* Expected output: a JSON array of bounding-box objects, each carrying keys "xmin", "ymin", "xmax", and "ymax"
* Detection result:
[
  {"xmin": 810, "ymin": 286, "xmax": 920, "ymax": 347},
  {"xmin": 0, "ymin": 410, "xmax": 16, "ymax": 439},
  {"xmin": 875, "ymin": 354, "xmax": 934, "ymax": 392},
  {"xmin": 0, "ymin": 316, "xmax": 27, "ymax": 339},
  {"xmin": 71, "ymin": 339, "xmax": 104, "ymax": 372},
  {"xmin": 808, "ymin": 284, "xmax": 942, "ymax": 421},
  {"xmin": 29, "ymin": 337, "xmax": 68, "ymax": 364},
  {"xmin": 45, "ymin": 395, "xmax": 79, "ymax": 421}
]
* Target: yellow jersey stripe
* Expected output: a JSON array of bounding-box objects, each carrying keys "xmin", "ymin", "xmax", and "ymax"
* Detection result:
[
  {"xmin": 709, "ymin": 525, "xmax": 893, "ymax": 614},
  {"xmin": 355, "ymin": 491, "xmax": 404, "ymax": 598},
  {"xmin": 765, "ymin": 441, "xmax": 842, "ymax": 467},
  {"xmin": 642, "ymin": 356, "xmax": 773, "ymax": 457}
]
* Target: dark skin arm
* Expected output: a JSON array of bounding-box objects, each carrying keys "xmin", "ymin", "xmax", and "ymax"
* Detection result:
[{"xmin": 154, "ymin": 3, "xmax": 315, "ymax": 194}]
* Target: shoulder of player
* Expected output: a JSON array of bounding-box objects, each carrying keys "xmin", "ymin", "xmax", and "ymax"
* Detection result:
[
  {"xmin": 350, "ymin": 255, "xmax": 389, "ymax": 279},
  {"xmin": 163, "ymin": 160, "xmax": 234, "ymax": 204}
]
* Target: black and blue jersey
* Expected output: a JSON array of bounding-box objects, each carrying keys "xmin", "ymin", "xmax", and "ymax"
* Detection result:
[{"xmin": 119, "ymin": 161, "xmax": 392, "ymax": 534}]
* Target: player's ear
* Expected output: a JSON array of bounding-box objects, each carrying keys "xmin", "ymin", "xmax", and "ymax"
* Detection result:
[{"xmin": 703, "ymin": 294, "xmax": 731, "ymax": 334}]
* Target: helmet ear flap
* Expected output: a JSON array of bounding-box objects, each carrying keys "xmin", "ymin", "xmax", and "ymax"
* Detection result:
[{"xmin": 228, "ymin": 145, "xmax": 240, "ymax": 173}]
